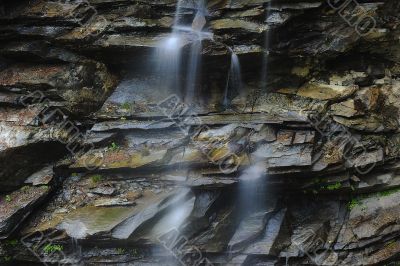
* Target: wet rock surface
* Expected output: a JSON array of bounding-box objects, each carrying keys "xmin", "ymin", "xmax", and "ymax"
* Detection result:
[{"xmin": 0, "ymin": 0, "xmax": 400, "ymax": 265}]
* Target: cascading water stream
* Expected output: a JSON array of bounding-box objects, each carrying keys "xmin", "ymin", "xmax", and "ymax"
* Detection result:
[
  {"xmin": 223, "ymin": 51, "xmax": 243, "ymax": 107},
  {"xmin": 185, "ymin": 38, "xmax": 202, "ymax": 102},
  {"xmin": 150, "ymin": 1, "xmax": 212, "ymax": 261},
  {"xmin": 156, "ymin": 35, "xmax": 183, "ymax": 96},
  {"xmin": 232, "ymin": 2, "xmax": 274, "ymax": 256},
  {"xmin": 236, "ymin": 0, "xmax": 273, "ymax": 208},
  {"xmin": 156, "ymin": 0, "xmax": 270, "ymax": 261},
  {"xmin": 155, "ymin": 0, "xmax": 211, "ymax": 105}
]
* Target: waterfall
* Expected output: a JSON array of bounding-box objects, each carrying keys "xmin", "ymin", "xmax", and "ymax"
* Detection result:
[
  {"xmin": 156, "ymin": 35, "xmax": 183, "ymax": 95},
  {"xmin": 155, "ymin": 0, "xmax": 185, "ymax": 95},
  {"xmin": 155, "ymin": 0, "xmax": 212, "ymax": 104},
  {"xmin": 223, "ymin": 51, "xmax": 243, "ymax": 107},
  {"xmin": 233, "ymin": 1, "xmax": 274, "ymax": 240}
]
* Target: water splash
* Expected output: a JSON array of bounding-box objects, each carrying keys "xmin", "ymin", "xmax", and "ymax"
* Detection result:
[
  {"xmin": 58, "ymin": 219, "xmax": 88, "ymax": 239},
  {"xmin": 224, "ymin": 51, "xmax": 243, "ymax": 106},
  {"xmin": 151, "ymin": 196, "xmax": 195, "ymax": 239},
  {"xmin": 237, "ymin": 162, "xmax": 267, "ymax": 214}
]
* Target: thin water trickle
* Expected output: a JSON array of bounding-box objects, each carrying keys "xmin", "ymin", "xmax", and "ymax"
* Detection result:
[
  {"xmin": 224, "ymin": 51, "xmax": 243, "ymax": 106},
  {"xmin": 261, "ymin": 1, "xmax": 273, "ymax": 90},
  {"xmin": 184, "ymin": 40, "xmax": 202, "ymax": 102},
  {"xmin": 71, "ymin": 237, "xmax": 82, "ymax": 264}
]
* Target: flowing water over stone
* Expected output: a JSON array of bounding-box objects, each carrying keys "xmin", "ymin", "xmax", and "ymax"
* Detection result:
[
  {"xmin": 156, "ymin": 36, "xmax": 183, "ymax": 96},
  {"xmin": 184, "ymin": 39, "xmax": 203, "ymax": 102},
  {"xmin": 237, "ymin": 162, "xmax": 268, "ymax": 214},
  {"xmin": 155, "ymin": 0, "xmax": 211, "ymax": 104},
  {"xmin": 224, "ymin": 52, "xmax": 243, "ymax": 106},
  {"xmin": 261, "ymin": 1, "xmax": 273, "ymax": 90},
  {"xmin": 2, "ymin": 0, "xmax": 400, "ymax": 265},
  {"xmin": 71, "ymin": 237, "xmax": 82, "ymax": 264}
]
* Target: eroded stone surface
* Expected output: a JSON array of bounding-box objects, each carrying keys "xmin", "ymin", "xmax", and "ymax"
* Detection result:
[
  {"xmin": 1, "ymin": 0, "xmax": 400, "ymax": 265},
  {"xmin": 0, "ymin": 185, "xmax": 50, "ymax": 239}
]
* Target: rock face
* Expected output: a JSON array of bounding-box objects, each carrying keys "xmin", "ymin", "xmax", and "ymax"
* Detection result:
[{"xmin": 1, "ymin": 0, "xmax": 400, "ymax": 265}]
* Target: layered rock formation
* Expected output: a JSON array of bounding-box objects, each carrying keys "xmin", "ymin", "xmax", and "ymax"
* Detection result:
[{"xmin": 1, "ymin": 0, "xmax": 400, "ymax": 265}]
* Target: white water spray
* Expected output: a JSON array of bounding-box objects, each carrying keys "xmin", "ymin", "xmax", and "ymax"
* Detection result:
[{"xmin": 238, "ymin": 161, "xmax": 268, "ymax": 213}]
